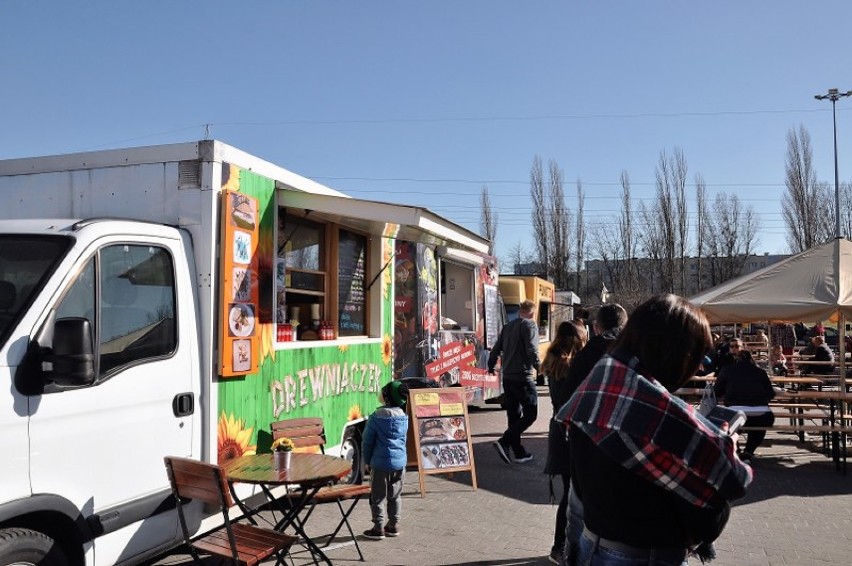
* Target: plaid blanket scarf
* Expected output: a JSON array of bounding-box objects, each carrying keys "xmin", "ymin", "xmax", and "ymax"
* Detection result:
[{"xmin": 557, "ymin": 351, "xmax": 752, "ymax": 508}]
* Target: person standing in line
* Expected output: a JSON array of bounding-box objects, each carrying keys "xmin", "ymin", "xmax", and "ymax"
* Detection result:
[
  {"xmin": 362, "ymin": 380, "xmax": 409, "ymax": 540},
  {"xmin": 555, "ymin": 303, "xmax": 627, "ymax": 565},
  {"xmin": 542, "ymin": 321, "xmax": 588, "ymax": 565},
  {"xmin": 559, "ymin": 295, "xmax": 752, "ymax": 566},
  {"xmin": 488, "ymin": 299, "xmax": 541, "ymax": 465}
]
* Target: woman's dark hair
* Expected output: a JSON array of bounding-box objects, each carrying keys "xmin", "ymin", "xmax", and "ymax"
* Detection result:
[
  {"xmin": 612, "ymin": 294, "xmax": 712, "ymax": 391},
  {"xmin": 735, "ymin": 349, "xmax": 755, "ymax": 365},
  {"xmin": 543, "ymin": 321, "xmax": 587, "ymax": 382}
]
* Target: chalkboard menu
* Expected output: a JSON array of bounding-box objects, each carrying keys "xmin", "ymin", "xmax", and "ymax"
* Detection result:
[
  {"xmin": 484, "ymin": 284, "xmax": 500, "ymax": 349},
  {"xmin": 338, "ymin": 230, "xmax": 366, "ymax": 336},
  {"xmin": 407, "ymin": 387, "xmax": 477, "ymax": 496}
]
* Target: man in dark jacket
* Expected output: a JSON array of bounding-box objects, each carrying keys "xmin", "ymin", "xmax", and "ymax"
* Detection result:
[
  {"xmin": 554, "ymin": 303, "xmax": 628, "ymax": 407},
  {"xmin": 488, "ymin": 299, "xmax": 540, "ymax": 464}
]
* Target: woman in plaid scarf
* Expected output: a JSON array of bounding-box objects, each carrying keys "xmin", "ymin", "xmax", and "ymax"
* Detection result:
[{"xmin": 558, "ymin": 294, "xmax": 752, "ymax": 565}]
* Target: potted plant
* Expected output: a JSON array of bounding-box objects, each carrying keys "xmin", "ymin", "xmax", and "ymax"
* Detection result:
[{"xmin": 272, "ymin": 437, "xmax": 294, "ymax": 470}]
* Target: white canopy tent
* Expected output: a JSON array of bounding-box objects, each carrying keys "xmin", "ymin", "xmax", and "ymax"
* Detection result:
[{"xmin": 690, "ymin": 238, "xmax": 852, "ymax": 390}]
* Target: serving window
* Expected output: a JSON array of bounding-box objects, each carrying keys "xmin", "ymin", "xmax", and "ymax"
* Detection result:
[{"xmin": 276, "ymin": 209, "xmax": 371, "ymax": 342}]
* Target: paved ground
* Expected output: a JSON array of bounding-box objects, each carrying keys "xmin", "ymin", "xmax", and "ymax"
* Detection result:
[{"xmin": 151, "ymin": 387, "xmax": 852, "ymax": 566}]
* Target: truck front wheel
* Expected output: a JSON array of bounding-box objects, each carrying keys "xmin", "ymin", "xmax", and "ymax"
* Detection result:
[
  {"xmin": 0, "ymin": 528, "xmax": 69, "ymax": 566},
  {"xmin": 339, "ymin": 428, "xmax": 363, "ymax": 485}
]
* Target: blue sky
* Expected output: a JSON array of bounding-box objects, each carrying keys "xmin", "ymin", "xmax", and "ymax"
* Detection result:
[{"xmin": 3, "ymin": 2, "xmax": 851, "ymax": 263}]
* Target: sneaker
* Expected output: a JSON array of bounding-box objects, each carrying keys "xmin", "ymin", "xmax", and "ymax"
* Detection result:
[
  {"xmin": 492, "ymin": 440, "xmax": 512, "ymax": 464},
  {"xmin": 384, "ymin": 523, "xmax": 400, "ymax": 537},
  {"xmin": 740, "ymin": 452, "xmax": 753, "ymax": 463},
  {"xmin": 548, "ymin": 549, "xmax": 562, "ymax": 564},
  {"xmin": 362, "ymin": 526, "xmax": 385, "ymax": 540},
  {"xmin": 514, "ymin": 451, "xmax": 534, "ymax": 464}
]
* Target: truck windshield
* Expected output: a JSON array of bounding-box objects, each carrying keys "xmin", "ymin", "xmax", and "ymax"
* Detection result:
[{"xmin": 0, "ymin": 235, "xmax": 73, "ymax": 345}]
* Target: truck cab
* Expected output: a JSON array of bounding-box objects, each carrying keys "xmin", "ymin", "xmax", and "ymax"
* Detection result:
[{"xmin": 0, "ymin": 219, "xmax": 200, "ymax": 566}]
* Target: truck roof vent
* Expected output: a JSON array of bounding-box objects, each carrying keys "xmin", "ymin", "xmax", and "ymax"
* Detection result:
[{"xmin": 178, "ymin": 160, "xmax": 201, "ymax": 188}]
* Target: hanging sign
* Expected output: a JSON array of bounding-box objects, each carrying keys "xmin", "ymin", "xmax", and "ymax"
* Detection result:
[{"xmin": 218, "ymin": 190, "xmax": 260, "ymax": 377}]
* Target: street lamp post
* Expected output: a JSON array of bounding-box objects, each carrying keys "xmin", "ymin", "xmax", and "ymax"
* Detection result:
[{"xmin": 814, "ymin": 88, "xmax": 852, "ymax": 239}]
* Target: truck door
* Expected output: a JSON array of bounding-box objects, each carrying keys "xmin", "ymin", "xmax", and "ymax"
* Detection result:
[{"xmin": 27, "ymin": 237, "xmax": 195, "ymax": 565}]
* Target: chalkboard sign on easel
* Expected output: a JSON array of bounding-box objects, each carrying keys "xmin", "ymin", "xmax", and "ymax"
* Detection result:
[
  {"xmin": 406, "ymin": 387, "xmax": 477, "ymax": 497},
  {"xmin": 338, "ymin": 230, "xmax": 366, "ymax": 336}
]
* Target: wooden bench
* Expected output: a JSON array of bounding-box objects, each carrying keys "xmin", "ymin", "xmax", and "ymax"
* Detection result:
[
  {"xmin": 741, "ymin": 424, "xmax": 852, "ymax": 433},
  {"xmin": 739, "ymin": 423, "xmax": 851, "ymax": 473}
]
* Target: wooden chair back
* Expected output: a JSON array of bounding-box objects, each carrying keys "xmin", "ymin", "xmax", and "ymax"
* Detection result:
[
  {"xmin": 271, "ymin": 417, "xmax": 326, "ymax": 452},
  {"xmin": 164, "ymin": 456, "xmax": 297, "ymax": 566},
  {"xmin": 164, "ymin": 456, "xmax": 233, "ymax": 509}
]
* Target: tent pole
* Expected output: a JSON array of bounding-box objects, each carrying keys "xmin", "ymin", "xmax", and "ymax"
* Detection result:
[{"xmin": 840, "ymin": 314, "xmax": 847, "ymax": 393}]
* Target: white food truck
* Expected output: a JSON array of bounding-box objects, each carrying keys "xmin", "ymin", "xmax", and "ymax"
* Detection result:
[{"xmin": 0, "ymin": 140, "xmax": 490, "ymax": 565}]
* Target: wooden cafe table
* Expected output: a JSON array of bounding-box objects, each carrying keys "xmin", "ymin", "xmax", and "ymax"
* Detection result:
[{"xmin": 224, "ymin": 452, "xmax": 352, "ymax": 565}]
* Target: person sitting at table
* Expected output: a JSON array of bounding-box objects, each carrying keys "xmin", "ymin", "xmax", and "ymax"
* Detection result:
[
  {"xmin": 755, "ymin": 329, "xmax": 769, "ymax": 349},
  {"xmin": 769, "ymin": 344, "xmax": 788, "ymax": 376},
  {"xmin": 362, "ymin": 380, "xmax": 409, "ymax": 540},
  {"xmin": 713, "ymin": 337, "xmax": 742, "ymax": 373},
  {"xmin": 809, "ymin": 335, "xmax": 835, "ymax": 375},
  {"xmin": 714, "ymin": 349, "xmax": 776, "ymax": 462}
]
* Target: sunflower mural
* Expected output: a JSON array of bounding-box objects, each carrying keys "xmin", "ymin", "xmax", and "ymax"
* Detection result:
[
  {"xmin": 217, "ymin": 411, "xmax": 257, "ymax": 464},
  {"xmin": 381, "ymin": 333, "xmax": 393, "ymax": 366}
]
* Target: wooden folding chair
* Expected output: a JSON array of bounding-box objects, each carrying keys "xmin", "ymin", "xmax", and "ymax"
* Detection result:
[
  {"xmin": 272, "ymin": 417, "xmax": 372, "ymax": 561},
  {"xmin": 164, "ymin": 456, "xmax": 298, "ymax": 566}
]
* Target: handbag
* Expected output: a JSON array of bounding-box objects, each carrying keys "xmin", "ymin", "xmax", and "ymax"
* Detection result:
[{"xmin": 698, "ymin": 383, "xmax": 717, "ymax": 417}]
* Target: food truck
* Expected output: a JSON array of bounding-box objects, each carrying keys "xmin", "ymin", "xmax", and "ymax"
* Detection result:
[
  {"xmin": 0, "ymin": 140, "xmax": 490, "ymax": 566},
  {"xmin": 392, "ymin": 244, "xmax": 504, "ymax": 404}
]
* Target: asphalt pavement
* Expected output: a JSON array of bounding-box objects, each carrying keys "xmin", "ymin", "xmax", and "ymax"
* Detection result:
[{"xmin": 151, "ymin": 386, "xmax": 852, "ymax": 566}]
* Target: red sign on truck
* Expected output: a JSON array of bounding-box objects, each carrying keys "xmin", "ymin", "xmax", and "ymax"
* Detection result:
[{"xmin": 424, "ymin": 341, "xmax": 476, "ymax": 380}]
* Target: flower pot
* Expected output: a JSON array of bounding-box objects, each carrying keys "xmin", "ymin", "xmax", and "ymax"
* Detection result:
[{"xmin": 274, "ymin": 450, "xmax": 292, "ymax": 470}]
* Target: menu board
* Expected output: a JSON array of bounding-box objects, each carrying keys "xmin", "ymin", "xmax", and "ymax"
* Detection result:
[
  {"xmin": 338, "ymin": 230, "xmax": 366, "ymax": 336},
  {"xmin": 484, "ymin": 284, "xmax": 500, "ymax": 349},
  {"xmin": 218, "ymin": 190, "xmax": 260, "ymax": 377},
  {"xmin": 407, "ymin": 387, "xmax": 477, "ymax": 496}
]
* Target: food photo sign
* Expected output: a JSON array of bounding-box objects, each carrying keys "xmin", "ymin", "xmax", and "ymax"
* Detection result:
[
  {"xmin": 219, "ymin": 190, "xmax": 260, "ymax": 376},
  {"xmin": 408, "ymin": 387, "xmax": 477, "ymax": 496}
]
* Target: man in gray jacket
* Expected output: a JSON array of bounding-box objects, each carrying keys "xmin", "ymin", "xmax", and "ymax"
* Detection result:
[{"xmin": 488, "ymin": 299, "xmax": 540, "ymax": 464}]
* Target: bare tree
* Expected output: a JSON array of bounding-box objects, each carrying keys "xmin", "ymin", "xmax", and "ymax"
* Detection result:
[
  {"xmin": 574, "ymin": 179, "xmax": 586, "ymax": 292},
  {"xmin": 652, "ymin": 148, "xmax": 689, "ymax": 294},
  {"xmin": 638, "ymin": 199, "xmax": 666, "ymax": 295},
  {"xmin": 504, "ymin": 241, "xmax": 531, "ymax": 274},
  {"xmin": 783, "ymin": 125, "xmax": 833, "ymax": 251},
  {"xmin": 479, "ymin": 185, "xmax": 498, "ymax": 254},
  {"xmin": 548, "ymin": 160, "xmax": 572, "ymax": 288},
  {"xmin": 673, "ymin": 152, "xmax": 689, "ymax": 293},
  {"xmin": 706, "ymin": 193, "xmax": 761, "ymax": 281},
  {"xmin": 530, "ymin": 156, "xmax": 549, "ymax": 278},
  {"xmin": 842, "ymin": 181, "xmax": 852, "ymax": 239},
  {"xmin": 694, "ymin": 174, "xmax": 710, "ymax": 293},
  {"xmin": 618, "ymin": 171, "xmax": 638, "ymax": 294}
]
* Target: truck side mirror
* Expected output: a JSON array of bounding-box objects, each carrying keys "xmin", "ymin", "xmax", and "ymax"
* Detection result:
[
  {"xmin": 18, "ymin": 313, "xmax": 96, "ymax": 393},
  {"xmin": 45, "ymin": 317, "xmax": 96, "ymax": 386}
]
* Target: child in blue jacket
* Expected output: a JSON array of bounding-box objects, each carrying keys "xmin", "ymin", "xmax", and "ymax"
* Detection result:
[{"xmin": 361, "ymin": 380, "xmax": 409, "ymax": 539}]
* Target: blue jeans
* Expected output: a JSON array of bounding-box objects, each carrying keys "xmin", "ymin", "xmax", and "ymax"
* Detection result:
[
  {"xmin": 562, "ymin": 482, "xmax": 584, "ymax": 564},
  {"xmin": 500, "ymin": 378, "xmax": 538, "ymax": 456},
  {"xmin": 575, "ymin": 532, "xmax": 689, "ymax": 566}
]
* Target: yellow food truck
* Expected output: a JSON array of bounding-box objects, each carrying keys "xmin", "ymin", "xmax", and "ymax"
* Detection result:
[{"xmin": 498, "ymin": 275, "xmax": 557, "ymax": 384}]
